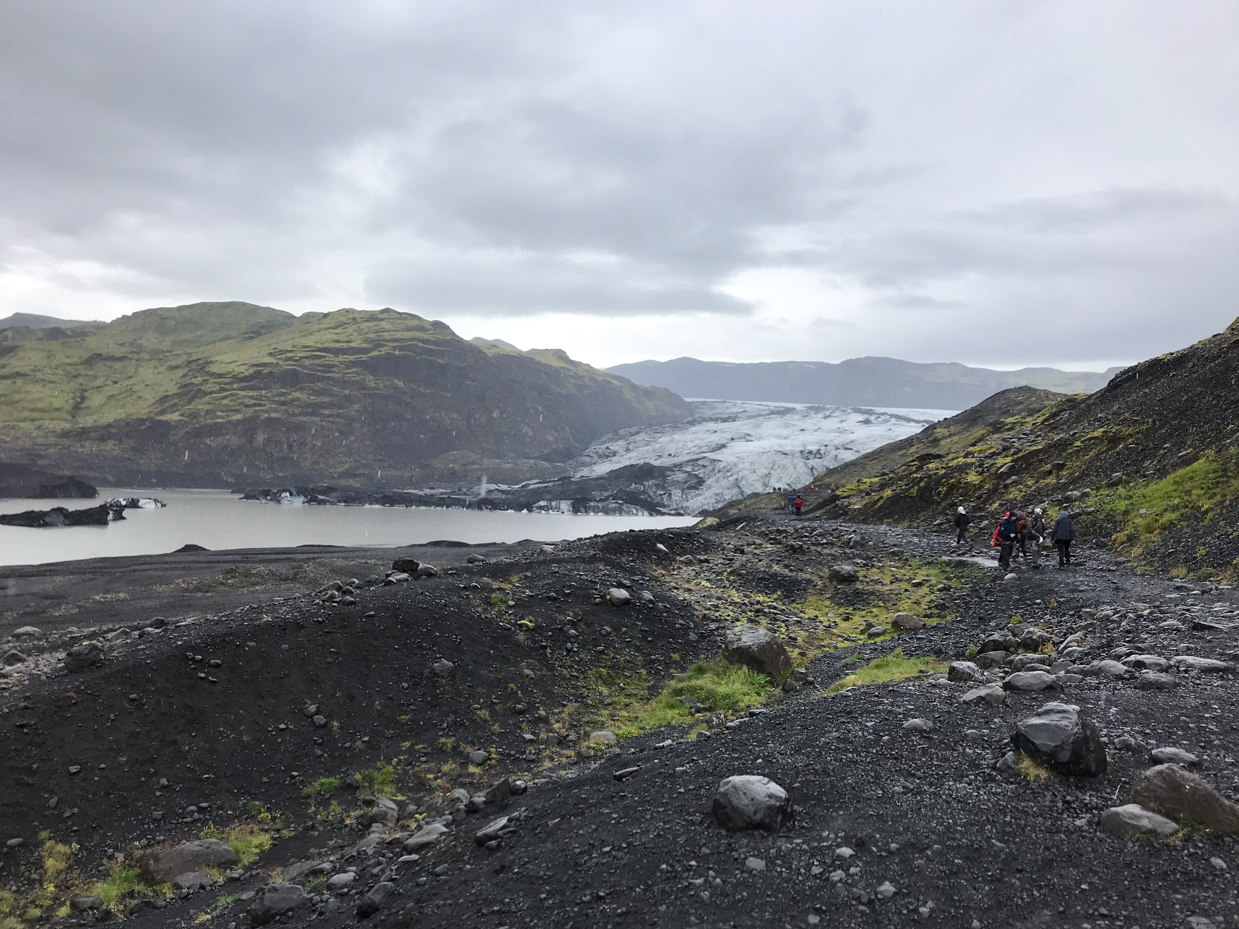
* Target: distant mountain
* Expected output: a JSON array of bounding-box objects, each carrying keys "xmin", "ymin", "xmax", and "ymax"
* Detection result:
[
  {"xmin": 0, "ymin": 312, "xmax": 99, "ymax": 329},
  {"xmin": 607, "ymin": 356, "xmax": 1123, "ymax": 409},
  {"xmin": 0, "ymin": 302, "xmax": 689, "ymax": 487}
]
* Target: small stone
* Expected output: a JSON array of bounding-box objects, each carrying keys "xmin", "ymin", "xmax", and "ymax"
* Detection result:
[
  {"xmin": 467, "ymin": 750, "xmax": 489, "ymax": 765},
  {"xmin": 745, "ymin": 857, "xmax": 766, "ymax": 871},
  {"xmin": 1003, "ymin": 670, "xmax": 1056, "ymax": 692},
  {"xmin": 1150, "ymin": 747, "xmax": 1200, "ymax": 767},
  {"xmin": 1136, "ymin": 671, "xmax": 1179, "ymax": 691},
  {"xmin": 948, "ymin": 661, "xmax": 983, "ymax": 683},
  {"xmin": 834, "ymin": 847, "xmax": 855, "ymax": 860},
  {"xmin": 1211, "ymin": 857, "xmax": 1227, "ymax": 871},
  {"xmin": 891, "ymin": 613, "xmax": 925, "ymax": 631},
  {"xmin": 326, "ymin": 872, "xmax": 356, "ymax": 892},
  {"xmin": 589, "ymin": 731, "xmax": 617, "ymax": 743},
  {"xmin": 876, "ymin": 881, "xmax": 896, "ymax": 899},
  {"xmin": 429, "ymin": 659, "xmax": 455, "ymax": 678},
  {"xmin": 902, "ymin": 718, "xmax": 933, "ymax": 733},
  {"xmin": 70, "ymin": 897, "xmax": 103, "ymax": 912},
  {"xmin": 607, "ymin": 588, "xmax": 632, "ymax": 606},
  {"xmin": 356, "ymin": 881, "xmax": 395, "ymax": 918}
]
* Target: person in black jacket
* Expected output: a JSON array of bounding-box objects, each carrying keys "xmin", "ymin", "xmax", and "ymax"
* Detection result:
[
  {"xmin": 953, "ymin": 506, "xmax": 972, "ymax": 550},
  {"xmin": 992, "ymin": 509, "xmax": 1019, "ymax": 569},
  {"xmin": 1028, "ymin": 507, "xmax": 1047, "ymax": 569},
  {"xmin": 1052, "ymin": 507, "xmax": 1077, "ymax": 568}
]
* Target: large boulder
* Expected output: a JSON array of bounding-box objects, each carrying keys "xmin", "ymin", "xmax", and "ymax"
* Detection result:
[
  {"xmin": 63, "ymin": 641, "xmax": 104, "ymax": 673},
  {"xmin": 828, "ymin": 565, "xmax": 859, "ymax": 583},
  {"xmin": 891, "ymin": 612, "xmax": 925, "ymax": 631},
  {"xmin": 1011, "ymin": 702, "xmax": 1107, "ymax": 776},
  {"xmin": 607, "ymin": 588, "xmax": 632, "ymax": 606},
  {"xmin": 1172, "ymin": 656, "xmax": 1231, "ymax": 673},
  {"xmin": 722, "ymin": 625, "xmax": 792, "ymax": 685},
  {"xmin": 1003, "ymin": 670, "xmax": 1057, "ymax": 692},
  {"xmin": 948, "ymin": 660, "xmax": 983, "ymax": 683},
  {"xmin": 141, "ymin": 838, "xmax": 239, "ymax": 881},
  {"xmin": 1099, "ymin": 804, "xmax": 1179, "ymax": 839},
  {"xmin": 712, "ymin": 775, "xmax": 793, "ymax": 832},
  {"xmin": 1131, "ymin": 764, "xmax": 1239, "ymax": 834},
  {"xmin": 250, "ymin": 884, "xmax": 310, "ymax": 926},
  {"xmin": 960, "ymin": 683, "xmax": 1006, "ymax": 706},
  {"xmin": 391, "ymin": 558, "xmax": 420, "ymax": 574}
]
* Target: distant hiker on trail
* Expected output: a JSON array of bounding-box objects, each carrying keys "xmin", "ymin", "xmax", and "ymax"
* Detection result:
[
  {"xmin": 787, "ymin": 493, "xmax": 796, "ymax": 513},
  {"xmin": 953, "ymin": 506, "xmax": 972, "ymax": 550},
  {"xmin": 1052, "ymin": 507, "xmax": 1076, "ymax": 568},
  {"xmin": 1028, "ymin": 507, "xmax": 1047, "ymax": 569},
  {"xmin": 1015, "ymin": 509, "xmax": 1030, "ymax": 560},
  {"xmin": 793, "ymin": 495, "xmax": 804, "ymax": 516},
  {"xmin": 992, "ymin": 509, "xmax": 1019, "ymax": 570}
]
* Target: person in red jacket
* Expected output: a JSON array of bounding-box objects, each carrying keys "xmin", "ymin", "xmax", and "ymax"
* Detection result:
[
  {"xmin": 992, "ymin": 510, "xmax": 1019, "ymax": 570},
  {"xmin": 793, "ymin": 495, "xmax": 804, "ymax": 516}
]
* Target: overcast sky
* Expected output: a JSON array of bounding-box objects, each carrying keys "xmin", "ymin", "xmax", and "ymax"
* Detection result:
[{"xmin": 1, "ymin": 2, "xmax": 1236, "ymax": 369}]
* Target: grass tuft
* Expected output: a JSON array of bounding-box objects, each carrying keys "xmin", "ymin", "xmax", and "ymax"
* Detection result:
[{"xmin": 1016, "ymin": 752, "xmax": 1053, "ymax": 783}]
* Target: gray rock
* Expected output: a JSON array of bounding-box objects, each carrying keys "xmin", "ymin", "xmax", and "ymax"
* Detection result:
[
  {"xmin": 1122, "ymin": 654, "xmax": 1170, "ymax": 672},
  {"xmin": 403, "ymin": 821, "xmax": 450, "ymax": 851},
  {"xmin": 466, "ymin": 554, "xmax": 487, "ymax": 564},
  {"xmin": 1086, "ymin": 659, "xmax": 1130, "ymax": 679},
  {"xmin": 356, "ymin": 881, "xmax": 395, "ymax": 918},
  {"xmin": 63, "ymin": 641, "xmax": 104, "ymax": 673},
  {"xmin": 141, "ymin": 838, "xmax": 239, "ymax": 881},
  {"xmin": 364, "ymin": 797, "xmax": 399, "ymax": 827},
  {"xmin": 876, "ymin": 881, "xmax": 896, "ymax": 899},
  {"xmin": 468, "ymin": 750, "xmax": 490, "ymax": 765},
  {"xmin": 281, "ymin": 860, "xmax": 329, "ymax": 884},
  {"xmin": 429, "ymin": 659, "xmax": 455, "ymax": 678},
  {"xmin": 1131, "ymin": 764, "xmax": 1239, "ymax": 834},
  {"xmin": 249, "ymin": 883, "xmax": 310, "ymax": 926},
  {"xmin": 1003, "ymin": 573, "xmax": 1019, "ymax": 583},
  {"xmin": 902, "ymin": 718, "xmax": 934, "ymax": 733},
  {"xmin": 11, "ymin": 626, "xmax": 41, "ymax": 639},
  {"xmin": 589, "ymin": 730, "xmax": 617, "ymax": 743},
  {"xmin": 1003, "ymin": 670, "xmax": 1056, "ymax": 692},
  {"xmin": 961, "ymin": 683, "xmax": 1006, "ymax": 706},
  {"xmin": 1, "ymin": 650, "xmax": 26, "ymax": 668},
  {"xmin": 312, "ymin": 714, "xmax": 327, "ymax": 727},
  {"xmin": 1099, "ymin": 804, "xmax": 1179, "ymax": 839},
  {"xmin": 607, "ymin": 588, "xmax": 632, "ymax": 606},
  {"xmin": 1011, "ymin": 702, "xmax": 1107, "ymax": 776},
  {"xmin": 474, "ymin": 815, "xmax": 518, "ymax": 846},
  {"xmin": 484, "ymin": 777, "xmax": 513, "ymax": 805},
  {"xmin": 974, "ymin": 650, "xmax": 1009, "ymax": 670},
  {"xmin": 326, "ymin": 872, "xmax": 356, "ymax": 892},
  {"xmin": 1172, "ymin": 656, "xmax": 1231, "ymax": 673},
  {"xmin": 70, "ymin": 897, "xmax": 103, "ymax": 912},
  {"xmin": 712, "ymin": 775, "xmax": 793, "ymax": 832},
  {"xmin": 866, "ymin": 626, "xmax": 887, "ymax": 638},
  {"xmin": 1150, "ymin": 747, "xmax": 1200, "ymax": 767},
  {"xmin": 828, "ymin": 564, "xmax": 859, "ymax": 583},
  {"xmin": 745, "ymin": 857, "xmax": 766, "ymax": 871},
  {"xmin": 722, "ymin": 625, "xmax": 793, "ymax": 685},
  {"xmin": 1136, "ymin": 671, "xmax": 1179, "ymax": 691},
  {"xmin": 891, "ymin": 612, "xmax": 925, "ymax": 631},
  {"xmin": 415, "ymin": 563, "xmax": 440, "ymax": 578},
  {"xmin": 172, "ymin": 871, "xmax": 214, "ymax": 891}
]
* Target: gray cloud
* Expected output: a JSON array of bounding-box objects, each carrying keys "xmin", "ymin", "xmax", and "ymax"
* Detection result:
[{"xmin": 0, "ymin": 1, "xmax": 1235, "ymax": 367}]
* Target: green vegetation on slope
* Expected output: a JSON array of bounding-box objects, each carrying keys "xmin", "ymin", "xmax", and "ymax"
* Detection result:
[
  {"xmin": 827, "ymin": 650, "xmax": 948, "ymax": 694},
  {"xmin": 0, "ymin": 302, "xmax": 689, "ymax": 484}
]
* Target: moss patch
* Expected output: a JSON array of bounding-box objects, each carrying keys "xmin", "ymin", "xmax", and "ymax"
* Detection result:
[
  {"xmin": 607, "ymin": 658, "xmax": 772, "ymax": 737},
  {"xmin": 826, "ymin": 650, "xmax": 947, "ymax": 694}
]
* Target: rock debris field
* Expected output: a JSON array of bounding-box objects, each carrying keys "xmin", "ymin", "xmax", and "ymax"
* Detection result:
[{"xmin": 2, "ymin": 515, "xmax": 1239, "ymax": 929}]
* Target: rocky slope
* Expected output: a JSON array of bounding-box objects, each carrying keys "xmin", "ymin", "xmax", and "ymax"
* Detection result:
[
  {"xmin": 609, "ymin": 356, "xmax": 1120, "ymax": 408},
  {"xmin": 720, "ymin": 318, "xmax": 1239, "ymax": 582},
  {"xmin": 0, "ymin": 303, "xmax": 688, "ymax": 487},
  {"xmin": 1, "ymin": 516, "xmax": 1238, "ymax": 929}
]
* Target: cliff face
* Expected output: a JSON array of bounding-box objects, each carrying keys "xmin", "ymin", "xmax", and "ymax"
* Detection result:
[{"xmin": 0, "ymin": 303, "xmax": 689, "ymax": 486}]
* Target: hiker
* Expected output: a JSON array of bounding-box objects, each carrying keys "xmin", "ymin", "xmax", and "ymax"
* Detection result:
[
  {"xmin": 953, "ymin": 506, "xmax": 972, "ymax": 550},
  {"xmin": 1028, "ymin": 507, "xmax": 1047, "ymax": 568},
  {"xmin": 793, "ymin": 494, "xmax": 804, "ymax": 516},
  {"xmin": 1052, "ymin": 506, "xmax": 1076, "ymax": 568},
  {"xmin": 787, "ymin": 492, "xmax": 796, "ymax": 513},
  {"xmin": 1015, "ymin": 509, "xmax": 1030, "ymax": 560},
  {"xmin": 991, "ymin": 509, "xmax": 1019, "ymax": 569}
]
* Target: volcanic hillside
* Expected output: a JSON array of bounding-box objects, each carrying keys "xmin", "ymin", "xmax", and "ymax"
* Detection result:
[
  {"xmin": 722, "ymin": 318, "xmax": 1239, "ymax": 580},
  {"xmin": 0, "ymin": 303, "xmax": 688, "ymax": 487}
]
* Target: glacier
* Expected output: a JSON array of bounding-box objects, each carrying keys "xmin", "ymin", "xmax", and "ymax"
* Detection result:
[{"xmin": 559, "ymin": 400, "xmax": 953, "ymax": 515}]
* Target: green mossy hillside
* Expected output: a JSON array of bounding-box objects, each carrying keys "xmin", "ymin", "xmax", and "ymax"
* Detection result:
[{"xmin": 0, "ymin": 303, "xmax": 689, "ymax": 486}]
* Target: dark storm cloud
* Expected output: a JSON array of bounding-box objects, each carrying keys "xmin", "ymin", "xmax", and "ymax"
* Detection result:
[{"xmin": 0, "ymin": 1, "xmax": 1235, "ymax": 365}]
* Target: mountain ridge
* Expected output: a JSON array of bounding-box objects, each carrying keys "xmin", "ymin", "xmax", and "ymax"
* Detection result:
[{"xmin": 608, "ymin": 355, "xmax": 1122, "ymax": 408}]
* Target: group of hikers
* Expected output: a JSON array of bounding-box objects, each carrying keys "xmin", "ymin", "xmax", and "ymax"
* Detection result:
[{"xmin": 952, "ymin": 504, "xmax": 1077, "ymax": 570}]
